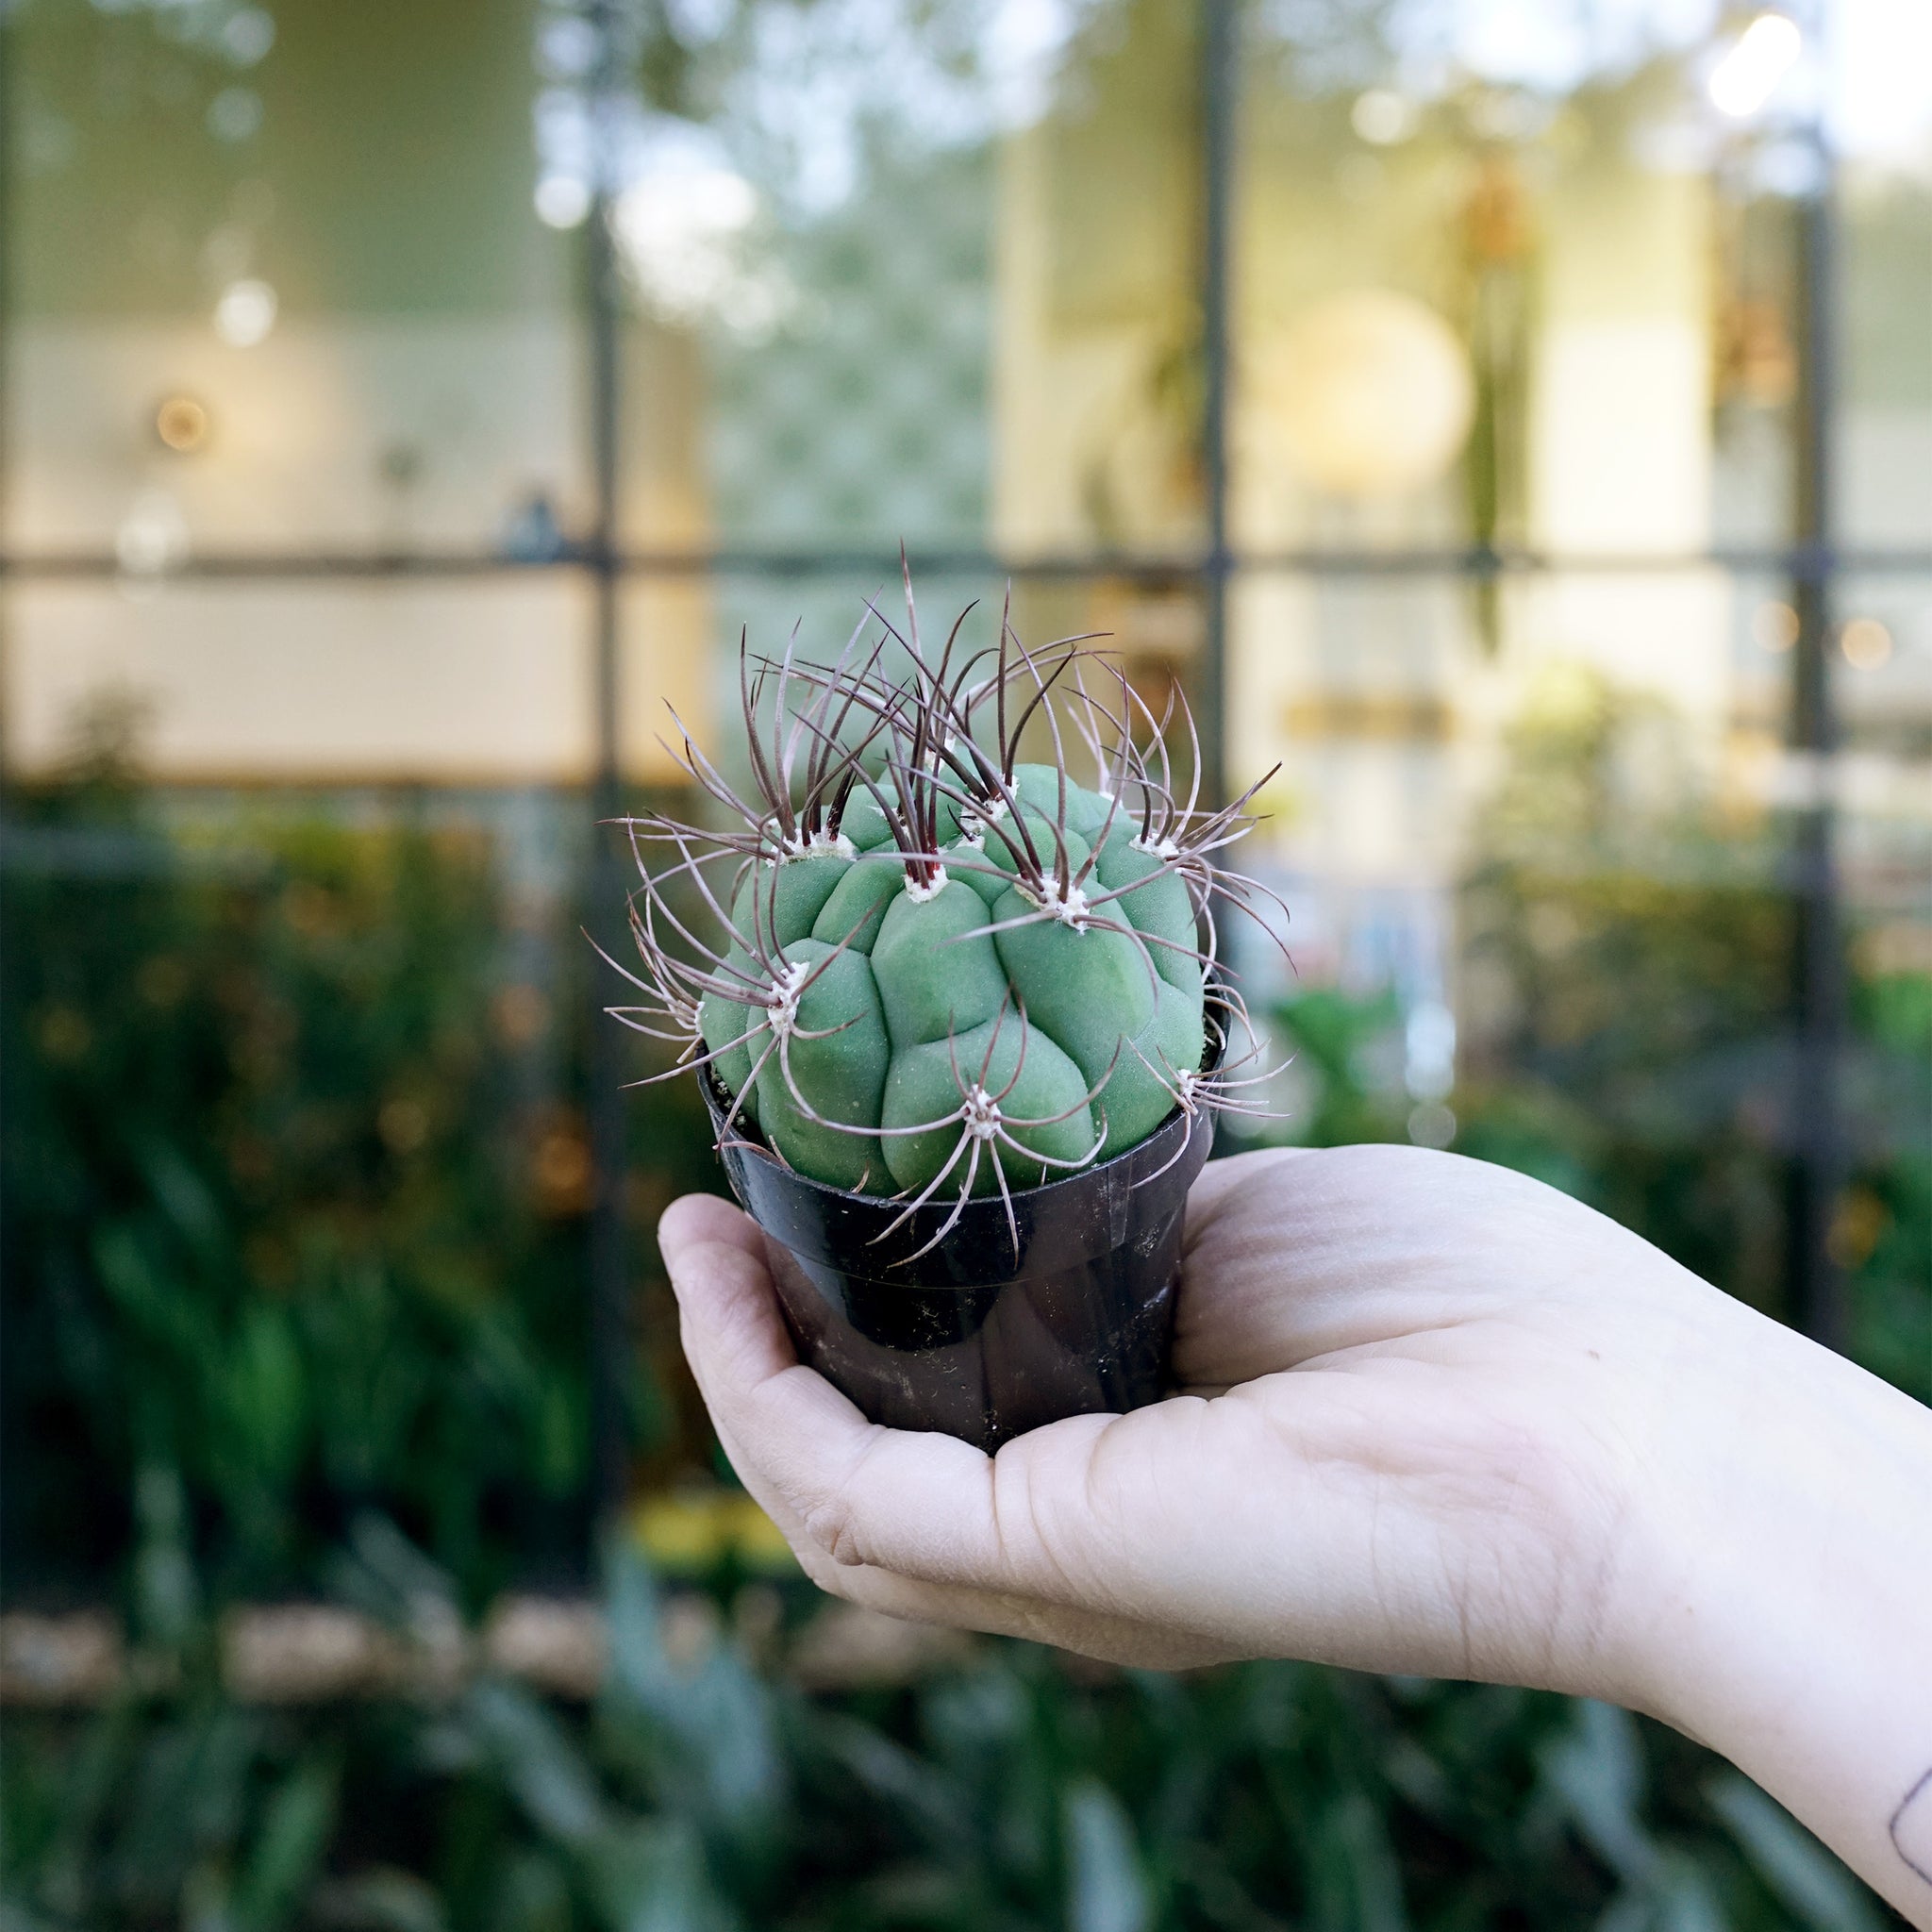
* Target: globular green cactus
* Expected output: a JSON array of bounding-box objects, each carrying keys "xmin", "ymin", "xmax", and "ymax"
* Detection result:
[{"xmin": 613, "ymin": 573, "xmax": 1283, "ymax": 1254}]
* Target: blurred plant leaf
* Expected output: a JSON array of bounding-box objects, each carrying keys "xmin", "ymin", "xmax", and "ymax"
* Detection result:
[
  {"xmin": 491, "ymin": 1853, "xmax": 573, "ymax": 1932},
  {"xmin": 601, "ymin": 1540, "xmax": 783, "ymax": 1840},
  {"xmin": 235, "ymin": 1753, "xmax": 340, "ymax": 1931},
  {"xmin": 132, "ymin": 1461, "xmax": 202, "ymax": 1645},
  {"xmin": 1704, "ymin": 1774, "xmax": 1885, "ymax": 1932},
  {"xmin": 1065, "ymin": 1778, "xmax": 1150, "ymax": 1932},
  {"xmin": 1540, "ymin": 1700, "xmax": 1658, "ymax": 1887},
  {"xmin": 585, "ymin": 1817, "xmax": 734, "ymax": 1932},
  {"xmin": 335, "ymin": 1511, "xmax": 462, "ymax": 1628},
  {"xmin": 219, "ymin": 1302, "xmax": 308, "ymax": 1495},
  {"xmin": 802, "ymin": 1707, "xmax": 966, "ymax": 1852},
  {"xmin": 1320, "ymin": 1789, "xmax": 1409, "ymax": 1932},
  {"xmin": 132, "ymin": 1135, "xmax": 229, "ymax": 1273},
  {"xmin": 309, "ymin": 1868, "xmax": 450, "ymax": 1932},
  {"xmin": 1648, "ymin": 1852, "xmax": 1729, "ymax": 1932},
  {"xmin": 465, "ymin": 1680, "xmax": 607, "ymax": 1850}
]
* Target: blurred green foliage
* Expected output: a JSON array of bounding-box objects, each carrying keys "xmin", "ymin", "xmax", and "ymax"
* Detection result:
[
  {"xmin": 1, "ymin": 750, "xmax": 705, "ymax": 1608},
  {"xmin": 3, "ymin": 1540, "xmax": 1896, "ymax": 1932},
  {"xmin": 3, "ymin": 680, "xmax": 1924, "ymax": 1926},
  {"xmin": 1264, "ymin": 674, "xmax": 1930, "ymax": 1404}
]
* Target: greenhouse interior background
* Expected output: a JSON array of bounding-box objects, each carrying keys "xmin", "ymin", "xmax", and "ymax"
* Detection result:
[{"xmin": 2, "ymin": 0, "xmax": 1928, "ymax": 1923}]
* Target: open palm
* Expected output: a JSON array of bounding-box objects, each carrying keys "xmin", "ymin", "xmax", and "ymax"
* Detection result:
[{"xmin": 660, "ymin": 1144, "xmax": 1739, "ymax": 1702}]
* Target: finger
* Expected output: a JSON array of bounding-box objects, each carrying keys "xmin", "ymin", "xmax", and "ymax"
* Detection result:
[
  {"xmin": 1173, "ymin": 1144, "xmax": 1585, "ymax": 1388},
  {"xmin": 658, "ymin": 1191, "xmax": 767, "ymax": 1269},
  {"xmin": 658, "ymin": 1212, "xmax": 924, "ymax": 1580},
  {"xmin": 661, "ymin": 1205, "xmax": 1090, "ymax": 1594},
  {"xmin": 659, "ymin": 1238, "xmax": 1233, "ymax": 1666},
  {"xmin": 660, "ymin": 1205, "xmax": 802, "ymax": 1408},
  {"xmin": 794, "ymin": 1552, "xmax": 1239, "ymax": 1671},
  {"xmin": 724, "ymin": 1427, "xmax": 1237, "ymax": 1669},
  {"xmin": 1174, "ymin": 1148, "xmax": 1325, "ymax": 1388},
  {"xmin": 658, "ymin": 1240, "xmax": 1036, "ymax": 1631},
  {"xmin": 661, "ymin": 1203, "xmax": 1510, "ymax": 1681},
  {"xmin": 660, "ymin": 1193, "xmax": 981, "ymax": 1577},
  {"xmin": 1182, "ymin": 1145, "xmax": 1311, "ymax": 1229},
  {"xmin": 690, "ymin": 1320, "xmax": 1227, "ymax": 1633},
  {"xmin": 659, "ymin": 1172, "xmax": 1369, "ymax": 1661}
]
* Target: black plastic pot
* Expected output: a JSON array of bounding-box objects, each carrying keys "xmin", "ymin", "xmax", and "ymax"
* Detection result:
[{"xmin": 701, "ymin": 1073, "xmax": 1215, "ymax": 1453}]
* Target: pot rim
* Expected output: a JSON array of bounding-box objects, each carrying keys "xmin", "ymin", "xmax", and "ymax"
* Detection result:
[{"xmin": 698, "ymin": 1010, "xmax": 1227, "ymax": 1283}]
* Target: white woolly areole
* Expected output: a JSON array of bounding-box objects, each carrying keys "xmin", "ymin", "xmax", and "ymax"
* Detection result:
[
  {"xmin": 961, "ymin": 1084, "xmax": 1002, "ymax": 1142},
  {"xmin": 765, "ymin": 958, "xmax": 811, "ymax": 1038},
  {"xmin": 904, "ymin": 865, "xmax": 949, "ymax": 904},
  {"xmin": 794, "ymin": 828, "xmax": 855, "ymax": 861},
  {"xmin": 1023, "ymin": 873, "xmax": 1091, "ymax": 929},
  {"xmin": 957, "ymin": 797, "xmax": 1007, "ymax": 845},
  {"xmin": 1131, "ymin": 832, "xmax": 1181, "ymax": 861}
]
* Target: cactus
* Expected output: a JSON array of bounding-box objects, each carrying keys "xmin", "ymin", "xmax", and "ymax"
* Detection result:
[{"xmin": 610, "ymin": 571, "xmax": 1284, "ymax": 1257}]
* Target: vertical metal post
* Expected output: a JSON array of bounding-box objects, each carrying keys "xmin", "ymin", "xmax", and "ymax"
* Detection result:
[
  {"xmin": 0, "ymin": 10, "xmax": 13, "ymax": 1325},
  {"xmin": 1787, "ymin": 41, "xmax": 1844, "ymax": 1348},
  {"xmin": 584, "ymin": 0, "xmax": 631, "ymax": 1525},
  {"xmin": 1197, "ymin": 0, "xmax": 1237, "ymax": 810},
  {"xmin": 0, "ymin": 11, "xmax": 15, "ymax": 782}
]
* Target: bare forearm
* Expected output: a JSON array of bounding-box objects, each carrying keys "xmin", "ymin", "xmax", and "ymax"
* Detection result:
[{"xmin": 1626, "ymin": 1302, "xmax": 1932, "ymax": 1926}]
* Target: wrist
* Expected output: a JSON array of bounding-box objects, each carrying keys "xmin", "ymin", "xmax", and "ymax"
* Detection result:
[{"xmin": 1611, "ymin": 1290, "xmax": 1932, "ymax": 1920}]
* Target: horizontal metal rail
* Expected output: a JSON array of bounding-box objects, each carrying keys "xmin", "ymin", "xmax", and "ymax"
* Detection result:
[{"xmin": 3, "ymin": 542, "xmax": 1928, "ymax": 583}]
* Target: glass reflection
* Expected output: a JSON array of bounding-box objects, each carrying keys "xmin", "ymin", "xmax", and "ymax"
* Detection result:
[
  {"xmin": 1231, "ymin": 0, "xmax": 1925, "ymax": 560},
  {"xmin": 8, "ymin": 0, "xmax": 582, "ymax": 554}
]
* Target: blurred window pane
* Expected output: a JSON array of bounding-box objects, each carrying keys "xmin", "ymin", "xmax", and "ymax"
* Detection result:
[
  {"xmin": 1836, "ymin": 572, "xmax": 1932, "ymax": 841},
  {"xmin": 1834, "ymin": 0, "xmax": 1932, "ymax": 550},
  {"xmin": 609, "ymin": 0, "xmax": 1204, "ymax": 557},
  {"xmin": 4, "ymin": 581, "xmax": 591, "ymax": 782},
  {"xmin": 7, "ymin": 0, "xmax": 583, "ymax": 556},
  {"xmin": 1227, "ymin": 562, "xmax": 1809, "ymax": 987},
  {"xmin": 618, "ymin": 575, "xmax": 718, "ymax": 784},
  {"xmin": 1840, "ymin": 175, "xmax": 1932, "ymax": 550},
  {"xmin": 1232, "ymin": 4, "xmax": 1840, "ymax": 558}
]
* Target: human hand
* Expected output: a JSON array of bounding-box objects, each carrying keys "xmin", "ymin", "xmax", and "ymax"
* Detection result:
[
  {"xmin": 660, "ymin": 1146, "xmax": 1932, "ymax": 1924},
  {"xmin": 658, "ymin": 1144, "xmax": 1725, "ymax": 1688}
]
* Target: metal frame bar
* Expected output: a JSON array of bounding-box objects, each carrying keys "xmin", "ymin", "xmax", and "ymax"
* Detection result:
[
  {"xmin": 5, "ymin": 544, "xmax": 1924, "ymax": 582},
  {"xmin": 1786, "ymin": 21, "xmax": 1846, "ymax": 1347},
  {"xmin": 1197, "ymin": 0, "xmax": 1238, "ymax": 811},
  {"xmin": 583, "ymin": 0, "xmax": 632, "ymax": 1533}
]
